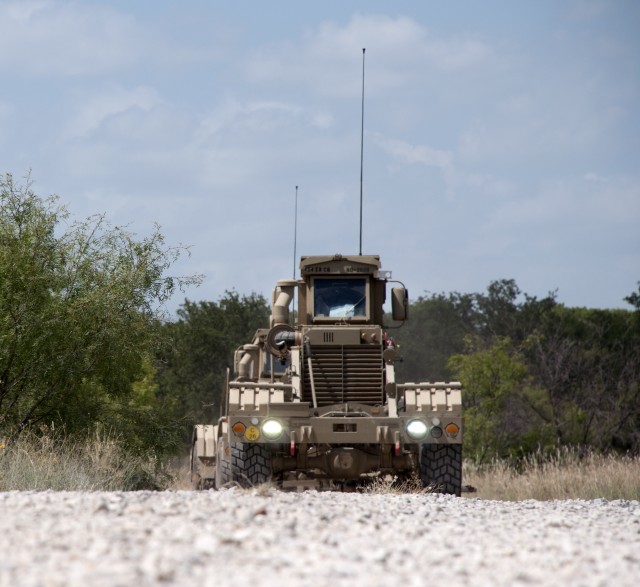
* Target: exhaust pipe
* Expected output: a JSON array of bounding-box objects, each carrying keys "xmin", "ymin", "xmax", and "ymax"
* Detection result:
[{"xmin": 271, "ymin": 279, "xmax": 297, "ymax": 325}]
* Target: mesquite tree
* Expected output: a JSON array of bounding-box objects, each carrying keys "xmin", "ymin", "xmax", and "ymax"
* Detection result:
[{"xmin": 0, "ymin": 173, "xmax": 199, "ymax": 447}]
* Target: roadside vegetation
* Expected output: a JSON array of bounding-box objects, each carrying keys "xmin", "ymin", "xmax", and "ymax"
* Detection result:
[
  {"xmin": 359, "ymin": 449, "xmax": 640, "ymax": 501},
  {"xmin": 0, "ymin": 173, "xmax": 199, "ymax": 456},
  {"xmin": 463, "ymin": 449, "xmax": 640, "ymax": 501},
  {"xmin": 3, "ymin": 432, "xmax": 639, "ymax": 499},
  {"xmin": 0, "ymin": 429, "xmax": 170, "ymax": 491},
  {"xmin": 2, "ymin": 171, "xmax": 639, "ymax": 496}
]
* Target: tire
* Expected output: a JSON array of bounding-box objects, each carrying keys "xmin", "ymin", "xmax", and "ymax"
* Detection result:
[
  {"xmin": 420, "ymin": 444, "xmax": 462, "ymax": 497},
  {"xmin": 230, "ymin": 442, "xmax": 272, "ymax": 487}
]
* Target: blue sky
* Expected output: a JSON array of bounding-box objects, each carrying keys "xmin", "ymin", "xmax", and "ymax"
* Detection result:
[{"xmin": 1, "ymin": 0, "xmax": 639, "ymax": 313}]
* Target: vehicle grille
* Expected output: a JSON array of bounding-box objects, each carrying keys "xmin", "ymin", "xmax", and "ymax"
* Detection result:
[{"xmin": 302, "ymin": 345, "xmax": 383, "ymax": 406}]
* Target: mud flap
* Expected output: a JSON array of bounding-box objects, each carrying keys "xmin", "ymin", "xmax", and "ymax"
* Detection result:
[
  {"xmin": 215, "ymin": 436, "xmax": 232, "ymax": 488},
  {"xmin": 191, "ymin": 424, "xmax": 217, "ymax": 490}
]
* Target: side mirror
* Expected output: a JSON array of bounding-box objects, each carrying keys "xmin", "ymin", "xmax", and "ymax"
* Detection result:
[{"xmin": 391, "ymin": 287, "xmax": 408, "ymax": 321}]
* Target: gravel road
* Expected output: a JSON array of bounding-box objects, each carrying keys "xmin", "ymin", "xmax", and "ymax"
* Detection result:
[{"xmin": 1, "ymin": 489, "xmax": 638, "ymax": 587}]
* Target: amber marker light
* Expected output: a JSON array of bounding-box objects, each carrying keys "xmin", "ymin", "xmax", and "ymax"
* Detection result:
[
  {"xmin": 445, "ymin": 423, "xmax": 460, "ymax": 437},
  {"xmin": 232, "ymin": 422, "xmax": 246, "ymax": 436}
]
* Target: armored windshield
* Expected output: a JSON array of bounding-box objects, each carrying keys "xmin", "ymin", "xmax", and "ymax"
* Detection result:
[{"xmin": 313, "ymin": 278, "xmax": 367, "ymax": 318}]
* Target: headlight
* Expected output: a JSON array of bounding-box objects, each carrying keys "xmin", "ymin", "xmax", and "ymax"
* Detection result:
[
  {"xmin": 262, "ymin": 419, "xmax": 284, "ymax": 439},
  {"xmin": 406, "ymin": 419, "xmax": 429, "ymax": 440}
]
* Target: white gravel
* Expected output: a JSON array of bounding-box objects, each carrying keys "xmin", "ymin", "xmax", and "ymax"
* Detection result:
[{"xmin": 1, "ymin": 489, "xmax": 639, "ymax": 587}]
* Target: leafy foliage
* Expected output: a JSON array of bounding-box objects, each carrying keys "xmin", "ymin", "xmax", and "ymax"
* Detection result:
[
  {"xmin": 0, "ymin": 173, "xmax": 198, "ymax": 455},
  {"xmin": 394, "ymin": 279, "xmax": 557, "ymax": 382},
  {"xmin": 394, "ymin": 279, "xmax": 640, "ymax": 461},
  {"xmin": 154, "ymin": 276, "xmax": 639, "ymax": 460},
  {"xmin": 394, "ymin": 291, "xmax": 476, "ymax": 381},
  {"xmin": 524, "ymin": 305, "xmax": 640, "ymax": 452},
  {"xmin": 624, "ymin": 282, "xmax": 640, "ymax": 310},
  {"xmin": 9, "ymin": 170, "xmax": 632, "ymax": 466},
  {"xmin": 154, "ymin": 292, "xmax": 270, "ymax": 442},
  {"xmin": 453, "ymin": 336, "xmax": 565, "ymax": 461}
]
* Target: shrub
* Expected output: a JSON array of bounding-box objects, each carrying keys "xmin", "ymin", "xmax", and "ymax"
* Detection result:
[{"xmin": 0, "ymin": 428, "xmax": 171, "ymax": 491}]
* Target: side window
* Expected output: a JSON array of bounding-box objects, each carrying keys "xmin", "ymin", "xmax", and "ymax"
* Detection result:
[
  {"xmin": 313, "ymin": 278, "xmax": 367, "ymax": 318},
  {"xmin": 262, "ymin": 351, "xmax": 287, "ymax": 376}
]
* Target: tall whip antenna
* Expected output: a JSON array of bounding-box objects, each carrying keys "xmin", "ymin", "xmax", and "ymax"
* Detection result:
[
  {"xmin": 359, "ymin": 48, "xmax": 366, "ymax": 256},
  {"xmin": 293, "ymin": 185, "xmax": 299, "ymax": 278}
]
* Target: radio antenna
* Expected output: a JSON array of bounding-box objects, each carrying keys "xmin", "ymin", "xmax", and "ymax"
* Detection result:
[
  {"xmin": 359, "ymin": 48, "xmax": 366, "ymax": 256},
  {"xmin": 293, "ymin": 185, "xmax": 299, "ymax": 278}
]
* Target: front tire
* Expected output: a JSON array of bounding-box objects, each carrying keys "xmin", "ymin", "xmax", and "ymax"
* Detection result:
[
  {"xmin": 216, "ymin": 441, "xmax": 272, "ymax": 488},
  {"xmin": 420, "ymin": 444, "xmax": 462, "ymax": 496},
  {"xmin": 230, "ymin": 442, "xmax": 272, "ymax": 487}
]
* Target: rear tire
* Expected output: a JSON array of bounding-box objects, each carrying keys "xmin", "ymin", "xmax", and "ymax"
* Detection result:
[{"xmin": 420, "ymin": 444, "xmax": 462, "ymax": 497}]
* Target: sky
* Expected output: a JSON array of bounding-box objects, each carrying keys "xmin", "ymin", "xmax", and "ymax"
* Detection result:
[{"xmin": 1, "ymin": 0, "xmax": 639, "ymax": 314}]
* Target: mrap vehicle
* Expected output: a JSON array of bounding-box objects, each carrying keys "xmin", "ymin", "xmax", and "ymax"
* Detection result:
[{"xmin": 191, "ymin": 254, "xmax": 463, "ymax": 494}]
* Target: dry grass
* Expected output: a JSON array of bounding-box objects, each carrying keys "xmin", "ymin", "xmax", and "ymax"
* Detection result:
[
  {"xmin": 8, "ymin": 434, "xmax": 640, "ymax": 501},
  {"xmin": 0, "ymin": 430, "xmax": 171, "ymax": 491},
  {"xmin": 464, "ymin": 449, "xmax": 640, "ymax": 501},
  {"xmin": 166, "ymin": 454, "xmax": 193, "ymax": 490},
  {"xmin": 358, "ymin": 473, "xmax": 425, "ymax": 494}
]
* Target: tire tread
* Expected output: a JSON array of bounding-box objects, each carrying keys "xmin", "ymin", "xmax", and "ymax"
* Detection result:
[{"xmin": 420, "ymin": 444, "xmax": 462, "ymax": 496}]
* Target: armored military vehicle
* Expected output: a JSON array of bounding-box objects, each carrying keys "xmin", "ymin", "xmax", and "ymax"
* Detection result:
[{"xmin": 191, "ymin": 254, "xmax": 463, "ymax": 494}]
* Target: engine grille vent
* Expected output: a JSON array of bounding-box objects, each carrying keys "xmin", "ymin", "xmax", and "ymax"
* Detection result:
[{"xmin": 302, "ymin": 345, "xmax": 383, "ymax": 406}]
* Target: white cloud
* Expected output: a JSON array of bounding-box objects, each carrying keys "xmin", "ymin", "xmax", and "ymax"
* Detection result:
[
  {"xmin": 478, "ymin": 175, "xmax": 640, "ymax": 249},
  {"xmin": 375, "ymin": 136, "xmax": 455, "ymax": 199},
  {"xmin": 458, "ymin": 79, "xmax": 618, "ymax": 166},
  {"xmin": 64, "ymin": 86, "xmax": 162, "ymax": 138},
  {"xmin": 464, "ymin": 174, "xmax": 516, "ymax": 199},
  {"xmin": 246, "ymin": 14, "xmax": 492, "ymax": 97},
  {"xmin": 0, "ymin": 3, "xmax": 635, "ymax": 311},
  {"xmin": 310, "ymin": 111, "xmax": 334, "ymax": 129},
  {"xmin": 197, "ymin": 100, "xmax": 303, "ymax": 140},
  {"xmin": 0, "ymin": 1, "xmax": 161, "ymax": 76},
  {"xmin": 4, "ymin": 0, "xmax": 47, "ymax": 22},
  {"xmin": 378, "ymin": 137, "xmax": 452, "ymax": 168},
  {"xmin": 490, "ymin": 181, "xmax": 577, "ymax": 226}
]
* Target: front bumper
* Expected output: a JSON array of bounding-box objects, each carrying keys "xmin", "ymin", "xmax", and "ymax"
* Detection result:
[{"xmin": 226, "ymin": 411, "xmax": 463, "ymax": 447}]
